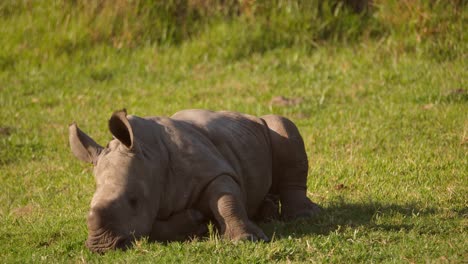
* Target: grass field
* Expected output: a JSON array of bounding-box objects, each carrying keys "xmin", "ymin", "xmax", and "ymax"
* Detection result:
[{"xmin": 1, "ymin": 1, "xmax": 467, "ymax": 263}]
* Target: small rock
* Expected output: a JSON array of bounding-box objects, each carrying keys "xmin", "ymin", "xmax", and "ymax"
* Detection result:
[
  {"xmin": 449, "ymin": 88, "xmax": 466, "ymax": 95},
  {"xmin": 334, "ymin": 184, "xmax": 346, "ymax": 190},
  {"xmin": 269, "ymin": 96, "xmax": 303, "ymax": 107},
  {"xmin": 12, "ymin": 204, "xmax": 34, "ymax": 217},
  {"xmin": 422, "ymin": 104, "xmax": 434, "ymax": 110},
  {"xmin": 0, "ymin": 126, "xmax": 12, "ymax": 136}
]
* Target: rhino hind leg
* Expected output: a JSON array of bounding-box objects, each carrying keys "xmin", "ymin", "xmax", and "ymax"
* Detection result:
[
  {"xmin": 261, "ymin": 115, "xmax": 321, "ymax": 221},
  {"xmin": 278, "ymin": 164, "xmax": 321, "ymax": 221},
  {"xmin": 198, "ymin": 175, "xmax": 269, "ymax": 242}
]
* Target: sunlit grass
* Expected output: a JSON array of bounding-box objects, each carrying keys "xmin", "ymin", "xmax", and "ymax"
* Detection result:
[{"xmin": 0, "ymin": 1, "xmax": 466, "ymax": 263}]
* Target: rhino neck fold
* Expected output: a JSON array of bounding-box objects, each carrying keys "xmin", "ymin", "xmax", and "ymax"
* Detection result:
[
  {"xmin": 152, "ymin": 127, "xmax": 182, "ymax": 220},
  {"xmin": 130, "ymin": 117, "xmax": 172, "ymax": 223},
  {"xmin": 150, "ymin": 118, "xmax": 205, "ymax": 220}
]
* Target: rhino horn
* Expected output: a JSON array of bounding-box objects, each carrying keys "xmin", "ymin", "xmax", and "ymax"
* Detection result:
[
  {"xmin": 69, "ymin": 122, "xmax": 103, "ymax": 164},
  {"xmin": 108, "ymin": 109, "xmax": 134, "ymax": 149}
]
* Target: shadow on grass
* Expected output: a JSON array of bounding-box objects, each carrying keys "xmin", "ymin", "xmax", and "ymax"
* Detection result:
[{"xmin": 260, "ymin": 200, "xmax": 442, "ymax": 239}]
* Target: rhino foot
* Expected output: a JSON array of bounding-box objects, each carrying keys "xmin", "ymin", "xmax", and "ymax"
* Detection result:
[
  {"xmin": 283, "ymin": 202, "xmax": 321, "ymax": 221},
  {"xmin": 280, "ymin": 190, "xmax": 321, "ymax": 221},
  {"xmin": 229, "ymin": 220, "xmax": 269, "ymax": 242}
]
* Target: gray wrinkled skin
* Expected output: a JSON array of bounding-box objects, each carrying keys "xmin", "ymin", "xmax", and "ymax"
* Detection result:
[{"xmin": 69, "ymin": 109, "xmax": 320, "ymax": 253}]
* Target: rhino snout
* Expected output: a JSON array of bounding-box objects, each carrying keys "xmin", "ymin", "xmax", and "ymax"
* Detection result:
[
  {"xmin": 86, "ymin": 207, "xmax": 132, "ymax": 253},
  {"xmin": 86, "ymin": 229, "xmax": 131, "ymax": 253},
  {"xmin": 87, "ymin": 207, "xmax": 109, "ymax": 232}
]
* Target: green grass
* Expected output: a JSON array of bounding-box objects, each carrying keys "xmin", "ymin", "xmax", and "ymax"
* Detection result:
[{"xmin": 1, "ymin": 1, "xmax": 467, "ymax": 263}]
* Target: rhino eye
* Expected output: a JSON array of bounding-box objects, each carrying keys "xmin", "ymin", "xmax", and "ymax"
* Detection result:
[{"xmin": 128, "ymin": 197, "xmax": 138, "ymax": 208}]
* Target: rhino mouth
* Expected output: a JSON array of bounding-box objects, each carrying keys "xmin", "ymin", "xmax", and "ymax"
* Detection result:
[{"xmin": 86, "ymin": 228, "xmax": 132, "ymax": 253}]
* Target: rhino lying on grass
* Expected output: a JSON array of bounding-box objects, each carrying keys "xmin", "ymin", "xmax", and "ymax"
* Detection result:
[{"xmin": 69, "ymin": 109, "xmax": 320, "ymax": 253}]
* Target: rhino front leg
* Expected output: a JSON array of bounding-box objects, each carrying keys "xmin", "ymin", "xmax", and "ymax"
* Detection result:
[
  {"xmin": 149, "ymin": 209, "xmax": 208, "ymax": 242},
  {"xmin": 199, "ymin": 175, "xmax": 269, "ymax": 242}
]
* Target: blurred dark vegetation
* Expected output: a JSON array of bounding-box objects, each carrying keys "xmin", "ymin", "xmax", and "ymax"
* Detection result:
[{"xmin": 0, "ymin": 0, "xmax": 465, "ymax": 60}]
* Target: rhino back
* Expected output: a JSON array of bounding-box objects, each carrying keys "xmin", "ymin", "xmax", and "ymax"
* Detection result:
[
  {"xmin": 129, "ymin": 115, "xmax": 230, "ymax": 219},
  {"xmin": 170, "ymin": 109, "xmax": 273, "ymax": 217}
]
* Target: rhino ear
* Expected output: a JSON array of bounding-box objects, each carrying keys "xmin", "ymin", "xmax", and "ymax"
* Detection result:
[
  {"xmin": 109, "ymin": 109, "xmax": 134, "ymax": 149},
  {"xmin": 69, "ymin": 123, "xmax": 104, "ymax": 164}
]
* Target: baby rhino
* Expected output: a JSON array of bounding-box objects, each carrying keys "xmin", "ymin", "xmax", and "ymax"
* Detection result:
[{"xmin": 69, "ymin": 109, "xmax": 320, "ymax": 253}]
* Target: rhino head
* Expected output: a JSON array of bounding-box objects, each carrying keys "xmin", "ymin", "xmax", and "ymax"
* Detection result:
[{"xmin": 69, "ymin": 110, "xmax": 165, "ymax": 253}]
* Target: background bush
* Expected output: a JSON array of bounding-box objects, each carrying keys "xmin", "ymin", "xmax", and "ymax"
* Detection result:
[{"xmin": 0, "ymin": 0, "xmax": 465, "ymax": 61}]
